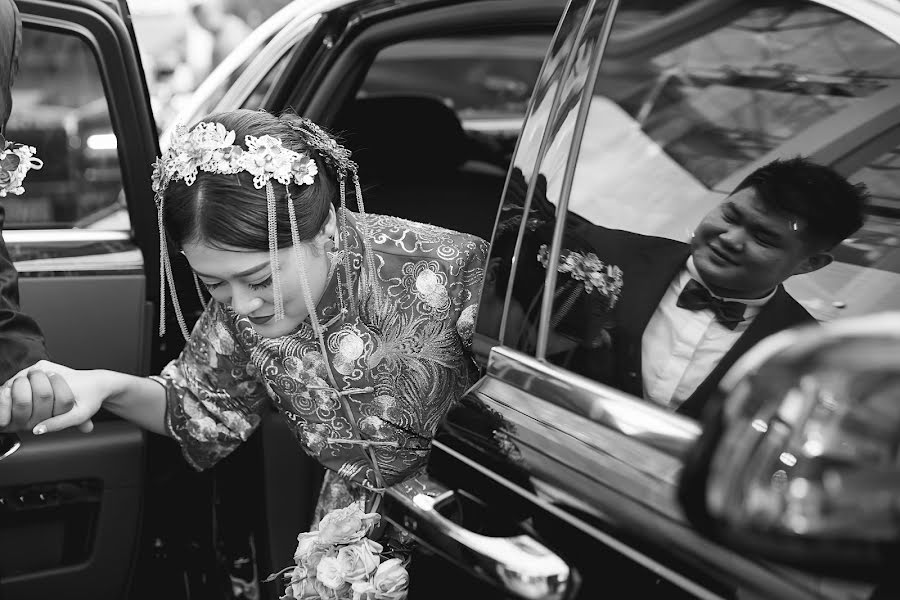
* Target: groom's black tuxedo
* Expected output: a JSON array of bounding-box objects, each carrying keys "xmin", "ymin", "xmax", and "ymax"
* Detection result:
[{"xmin": 581, "ymin": 226, "xmax": 816, "ymax": 420}]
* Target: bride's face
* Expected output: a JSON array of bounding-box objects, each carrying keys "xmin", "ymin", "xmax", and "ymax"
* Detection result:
[{"xmin": 183, "ymin": 209, "xmax": 337, "ymax": 338}]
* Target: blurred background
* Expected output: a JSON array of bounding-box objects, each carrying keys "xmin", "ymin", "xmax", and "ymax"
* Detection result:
[
  {"xmin": 128, "ymin": 0, "xmax": 293, "ymax": 127},
  {"xmin": 5, "ymin": 0, "xmax": 293, "ymax": 231}
]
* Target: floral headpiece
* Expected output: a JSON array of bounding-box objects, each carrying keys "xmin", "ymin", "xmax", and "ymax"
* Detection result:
[
  {"xmin": 537, "ymin": 244, "xmax": 623, "ymax": 305},
  {"xmin": 537, "ymin": 243, "xmax": 623, "ymax": 334},
  {"xmin": 0, "ymin": 133, "xmax": 42, "ymax": 197},
  {"xmin": 150, "ymin": 122, "xmax": 318, "ymax": 195},
  {"xmin": 153, "ymin": 116, "xmax": 381, "ymax": 347}
]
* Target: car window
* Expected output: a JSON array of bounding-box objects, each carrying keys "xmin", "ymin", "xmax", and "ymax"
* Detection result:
[
  {"xmin": 476, "ymin": 0, "xmax": 602, "ymax": 354},
  {"xmin": 537, "ymin": 0, "xmax": 900, "ymax": 409},
  {"xmin": 358, "ymin": 34, "xmax": 552, "ymax": 169},
  {"xmin": 6, "ymin": 26, "xmax": 127, "ymax": 230}
]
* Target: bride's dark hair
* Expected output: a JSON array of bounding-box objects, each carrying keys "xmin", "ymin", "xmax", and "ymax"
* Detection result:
[{"xmin": 163, "ymin": 109, "xmax": 338, "ymax": 250}]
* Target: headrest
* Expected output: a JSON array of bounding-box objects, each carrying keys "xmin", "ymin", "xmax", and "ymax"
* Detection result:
[{"xmin": 338, "ymin": 94, "xmax": 467, "ymax": 180}]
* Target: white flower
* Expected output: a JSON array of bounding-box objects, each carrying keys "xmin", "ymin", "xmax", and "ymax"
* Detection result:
[
  {"xmin": 336, "ymin": 539, "xmax": 382, "ymax": 582},
  {"xmin": 294, "ymin": 531, "xmax": 319, "ymax": 563},
  {"xmin": 316, "ymin": 555, "xmax": 345, "ymax": 589},
  {"xmin": 370, "ymin": 558, "xmax": 409, "ymax": 600},
  {"xmin": 317, "ymin": 503, "xmax": 380, "ymax": 545}
]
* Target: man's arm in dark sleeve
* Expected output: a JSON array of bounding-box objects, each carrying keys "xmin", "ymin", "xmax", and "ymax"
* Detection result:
[{"xmin": 0, "ymin": 204, "xmax": 48, "ymax": 382}]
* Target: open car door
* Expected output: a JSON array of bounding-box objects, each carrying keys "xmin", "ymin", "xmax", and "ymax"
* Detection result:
[{"xmin": 0, "ymin": 1, "xmax": 160, "ymax": 598}]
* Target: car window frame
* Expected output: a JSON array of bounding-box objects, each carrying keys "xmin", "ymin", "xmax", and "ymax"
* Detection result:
[
  {"xmin": 495, "ymin": 0, "xmax": 701, "ymax": 460},
  {"xmin": 14, "ymin": 2, "xmax": 158, "ymax": 259},
  {"xmin": 293, "ymin": 0, "xmax": 569, "ymax": 124},
  {"xmin": 213, "ymin": 15, "xmax": 322, "ymax": 115}
]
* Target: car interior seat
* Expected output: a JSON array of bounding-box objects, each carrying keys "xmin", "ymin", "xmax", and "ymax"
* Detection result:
[{"xmin": 334, "ymin": 94, "xmax": 507, "ymax": 242}]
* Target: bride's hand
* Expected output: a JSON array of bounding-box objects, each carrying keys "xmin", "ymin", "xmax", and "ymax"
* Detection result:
[{"xmin": 0, "ymin": 360, "xmax": 100, "ymax": 434}]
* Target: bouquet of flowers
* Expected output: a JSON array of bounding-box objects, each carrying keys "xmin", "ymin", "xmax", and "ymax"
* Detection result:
[{"xmin": 267, "ymin": 503, "xmax": 410, "ymax": 600}]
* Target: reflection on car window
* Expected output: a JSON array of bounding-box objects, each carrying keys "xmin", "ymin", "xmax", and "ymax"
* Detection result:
[
  {"xmin": 6, "ymin": 27, "xmax": 126, "ymax": 230},
  {"xmin": 565, "ymin": 0, "xmax": 900, "ymax": 321},
  {"xmin": 539, "ymin": 0, "xmax": 900, "ymax": 419},
  {"xmin": 475, "ymin": 0, "xmax": 599, "ymax": 353}
]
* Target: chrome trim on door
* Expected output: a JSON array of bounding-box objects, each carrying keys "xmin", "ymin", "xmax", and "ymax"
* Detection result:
[
  {"xmin": 489, "ymin": 345, "xmax": 701, "ymax": 457},
  {"xmin": 215, "ymin": 16, "xmax": 321, "ymax": 111},
  {"xmin": 497, "ymin": 0, "xmax": 599, "ymax": 345},
  {"xmin": 6, "ymin": 229, "xmax": 143, "ymax": 275},
  {"xmin": 3, "ymin": 230, "xmax": 130, "ymax": 244},
  {"xmin": 385, "ymin": 474, "xmax": 571, "ymax": 600},
  {"xmin": 0, "ymin": 434, "xmax": 21, "ymax": 462},
  {"xmin": 471, "ymin": 346, "xmax": 860, "ymax": 599}
]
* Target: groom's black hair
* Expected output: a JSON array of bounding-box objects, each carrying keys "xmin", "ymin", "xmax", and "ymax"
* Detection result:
[{"xmin": 733, "ymin": 156, "xmax": 869, "ymax": 249}]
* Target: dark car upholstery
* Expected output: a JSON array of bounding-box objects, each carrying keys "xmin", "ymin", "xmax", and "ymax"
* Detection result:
[{"xmin": 336, "ymin": 94, "xmax": 506, "ymax": 241}]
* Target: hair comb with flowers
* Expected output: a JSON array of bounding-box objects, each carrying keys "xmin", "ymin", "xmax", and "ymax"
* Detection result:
[
  {"xmin": 150, "ymin": 121, "xmax": 318, "ymax": 195},
  {"xmin": 0, "ymin": 133, "xmax": 42, "ymax": 197}
]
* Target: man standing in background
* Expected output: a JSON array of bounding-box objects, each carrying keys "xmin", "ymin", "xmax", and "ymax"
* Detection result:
[
  {"xmin": 0, "ymin": 0, "xmax": 47, "ymax": 385},
  {"xmin": 188, "ymin": 0, "xmax": 252, "ymax": 82}
]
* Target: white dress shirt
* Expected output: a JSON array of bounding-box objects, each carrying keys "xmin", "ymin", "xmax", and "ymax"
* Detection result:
[{"xmin": 641, "ymin": 257, "xmax": 775, "ymax": 409}]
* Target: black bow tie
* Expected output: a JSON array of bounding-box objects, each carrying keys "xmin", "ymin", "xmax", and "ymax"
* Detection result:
[{"xmin": 676, "ymin": 279, "xmax": 746, "ymax": 330}]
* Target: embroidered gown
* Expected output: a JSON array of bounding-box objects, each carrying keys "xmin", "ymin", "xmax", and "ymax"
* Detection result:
[{"xmin": 152, "ymin": 212, "xmax": 487, "ymax": 521}]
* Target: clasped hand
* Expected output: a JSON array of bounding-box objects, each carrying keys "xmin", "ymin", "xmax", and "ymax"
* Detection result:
[{"xmin": 0, "ymin": 360, "xmax": 97, "ymax": 435}]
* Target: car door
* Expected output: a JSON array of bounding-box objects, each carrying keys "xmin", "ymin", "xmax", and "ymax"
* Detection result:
[
  {"xmin": 404, "ymin": 0, "xmax": 897, "ymax": 598},
  {"xmin": 0, "ymin": 1, "xmax": 160, "ymax": 598}
]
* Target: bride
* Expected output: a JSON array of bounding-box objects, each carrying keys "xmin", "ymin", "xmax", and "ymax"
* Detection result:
[{"xmin": 2, "ymin": 109, "xmax": 487, "ymax": 596}]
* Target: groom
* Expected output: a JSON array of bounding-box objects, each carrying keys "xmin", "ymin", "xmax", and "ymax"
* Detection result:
[{"xmin": 589, "ymin": 157, "xmax": 868, "ymax": 420}]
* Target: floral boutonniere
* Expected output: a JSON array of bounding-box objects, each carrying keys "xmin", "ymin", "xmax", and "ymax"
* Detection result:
[
  {"xmin": 0, "ymin": 133, "xmax": 43, "ymax": 197},
  {"xmin": 268, "ymin": 503, "xmax": 410, "ymax": 600},
  {"xmin": 537, "ymin": 243, "xmax": 624, "ymax": 309}
]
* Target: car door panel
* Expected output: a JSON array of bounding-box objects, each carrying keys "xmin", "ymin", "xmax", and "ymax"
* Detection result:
[
  {"xmin": 2, "ymin": 234, "xmax": 149, "ymax": 376},
  {"xmin": 0, "ymin": 422, "xmax": 144, "ymax": 600},
  {"xmin": 445, "ymin": 346, "xmax": 849, "ymax": 600},
  {"xmin": 2, "ymin": 2, "xmax": 159, "ymax": 598}
]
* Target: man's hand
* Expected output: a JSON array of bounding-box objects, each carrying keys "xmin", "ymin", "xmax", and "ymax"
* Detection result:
[{"xmin": 0, "ymin": 361, "xmax": 94, "ymax": 434}]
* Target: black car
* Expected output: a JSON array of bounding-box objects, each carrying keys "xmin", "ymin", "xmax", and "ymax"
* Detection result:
[{"xmin": 3, "ymin": 0, "xmax": 900, "ymax": 598}]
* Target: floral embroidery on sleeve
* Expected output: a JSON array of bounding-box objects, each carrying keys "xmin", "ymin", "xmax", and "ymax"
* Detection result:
[
  {"xmin": 454, "ymin": 238, "xmax": 488, "ymax": 350},
  {"xmin": 154, "ymin": 301, "xmax": 270, "ymax": 470}
]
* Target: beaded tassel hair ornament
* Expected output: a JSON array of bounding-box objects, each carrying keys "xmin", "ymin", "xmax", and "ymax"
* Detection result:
[{"xmin": 151, "ymin": 116, "xmax": 389, "ymax": 493}]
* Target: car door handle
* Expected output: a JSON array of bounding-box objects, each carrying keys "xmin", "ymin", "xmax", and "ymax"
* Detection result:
[
  {"xmin": 0, "ymin": 433, "xmax": 21, "ymax": 461},
  {"xmin": 385, "ymin": 474, "xmax": 571, "ymax": 600}
]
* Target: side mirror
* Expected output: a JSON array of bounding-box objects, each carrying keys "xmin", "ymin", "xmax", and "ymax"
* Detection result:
[{"xmin": 678, "ymin": 313, "xmax": 900, "ymax": 580}]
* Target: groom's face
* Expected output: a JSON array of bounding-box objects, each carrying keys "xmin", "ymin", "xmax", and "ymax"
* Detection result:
[{"xmin": 691, "ymin": 187, "xmax": 821, "ymax": 299}]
